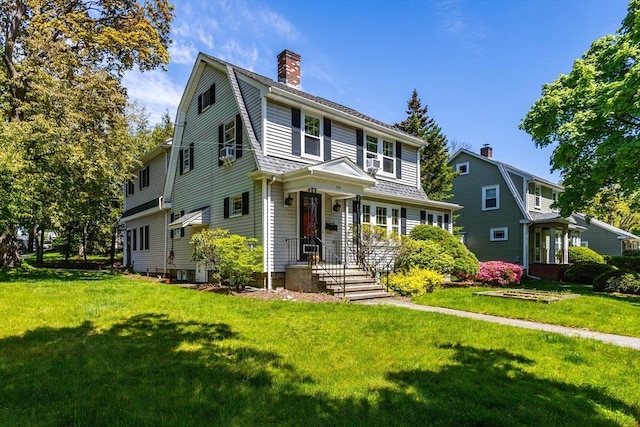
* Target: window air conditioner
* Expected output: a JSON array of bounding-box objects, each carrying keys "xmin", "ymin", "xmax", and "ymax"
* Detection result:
[
  {"xmin": 219, "ymin": 146, "xmax": 235, "ymax": 161},
  {"xmin": 366, "ymin": 158, "xmax": 381, "ymax": 172}
]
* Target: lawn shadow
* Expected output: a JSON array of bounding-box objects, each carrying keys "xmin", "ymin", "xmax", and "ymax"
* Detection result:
[
  {"xmin": 0, "ymin": 267, "xmax": 117, "ymax": 283},
  {"xmin": 0, "ymin": 316, "xmax": 637, "ymax": 426}
]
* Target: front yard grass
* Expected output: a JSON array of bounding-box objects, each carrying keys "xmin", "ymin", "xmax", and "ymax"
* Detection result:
[
  {"xmin": 0, "ymin": 268, "xmax": 639, "ymax": 426},
  {"xmin": 413, "ymin": 279, "xmax": 640, "ymax": 338}
]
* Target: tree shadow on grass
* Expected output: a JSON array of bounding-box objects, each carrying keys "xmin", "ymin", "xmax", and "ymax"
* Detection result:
[
  {"xmin": 0, "ymin": 267, "xmax": 112, "ymax": 283},
  {"xmin": 0, "ymin": 316, "xmax": 637, "ymax": 426}
]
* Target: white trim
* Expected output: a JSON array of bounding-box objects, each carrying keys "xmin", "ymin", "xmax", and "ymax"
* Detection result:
[
  {"xmin": 301, "ymin": 111, "xmax": 323, "ymax": 160},
  {"xmin": 497, "ymin": 164, "xmax": 530, "ymax": 220},
  {"xmin": 360, "ymin": 200, "xmax": 401, "ymax": 234},
  {"xmin": 364, "ymin": 133, "xmax": 395, "ymax": 177},
  {"xmin": 522, "ymin": 223, "xmax": 529, "ymax": 270},
  {"xmin": 261, "ymin": 94, "xmax": 268, "ymax": 156},
  {"xmin": 482, "ymin": 184, "xmax": 500, "ymax": 211},
  {"xmin": 455, "ymin": 162, "xmax": 469, "ymax": 175},
  {"xmin": 490, "ymin": 227, "xmax": 509, "ymax": 241},
  {"xmin": 534, "ymin": 184, "xmax": 541, "ymax": 210}
]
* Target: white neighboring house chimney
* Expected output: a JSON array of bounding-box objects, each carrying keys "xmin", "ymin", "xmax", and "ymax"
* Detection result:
[
  {"xmin": 277, "ymin": 49, "xmax": 301, "ymax": 89},
  {"xmin": 480, "ymin": 144, "xmax": 493, "ymax": 158}
]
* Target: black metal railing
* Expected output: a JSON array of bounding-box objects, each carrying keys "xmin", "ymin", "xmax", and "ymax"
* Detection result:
[{"xmin": 285, "ymin": 237, "xmax": 346, "ymax": 294}]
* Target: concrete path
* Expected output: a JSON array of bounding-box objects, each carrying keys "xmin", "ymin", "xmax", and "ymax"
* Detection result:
[{"xmin": 357, "ymin": 298, "xmax": 640, "ymax": 351}]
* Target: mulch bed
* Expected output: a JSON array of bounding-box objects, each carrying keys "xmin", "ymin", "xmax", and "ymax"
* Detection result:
[
  {"xmin": 192, "ymin": 283, "xmax": 343, "ymax": 303},
  {"xmin": 473, "ymin": 288, "xmax": 580, "ymax": 303}
]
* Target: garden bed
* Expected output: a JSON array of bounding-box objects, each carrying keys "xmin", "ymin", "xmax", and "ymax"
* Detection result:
[{"xmin": 473, "ymin": 288, "xmax": 580, "ymax": 303}]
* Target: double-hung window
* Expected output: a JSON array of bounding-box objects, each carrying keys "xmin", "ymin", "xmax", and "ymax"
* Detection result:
[
  {"xmin": 182, "ymin": 147, "xmax": 190, "ymax": 172},
  {"xmin": 303, "ymin": 114, "xmax": 321, "ymax": 158},
  {"xmin": 534, "ymin": 185, "xmax": 541, "ymax": 209},
  {"xmin": 391, "ymin": 208, "xmax": 400, "ymax": 235},
  {"xmin": 482, "ymin": 185, "xmax": 500, "ymax": 210},
  {"xmin": 362, "ymin": 205, "xmax": 371, "ymax": 224},
  {"xmin": 376, "ymin": 207, "xmax": 387, "ymax": 226},
  {"xmin": 223, "ymin": 119, "xmax": 236, "ymax": 159},
  {"xmin": 365, "ymin": 135, "xmax": 395, "ymax": 175},
  {"xmin": 139, "ymin": 166, "xmax": 150, "ymax": 189}
]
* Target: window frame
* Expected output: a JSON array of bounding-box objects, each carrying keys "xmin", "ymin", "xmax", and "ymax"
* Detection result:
[
  {"xmin": 125, "ymin": 180, "xmax": 135, "ymax": 197},
  {"xmin": 181, "ymin": 146, "xmax": 190, "ymax": 173},
  {"xmin": 231, "ymin": 195, "xmax": 243, "ymax": 217},
  {"xmin": 360, "ymin": 202, "xmax": 400, "ymax": 235},
  {"xmin": 364, "ymin": 134, "xmax": 395, "ymax": 176},
  {"xmin": 490, "ymin": 227, "xmax": 509, "ymax": 241},
  {"xmin": 302, "ymin": 112, "xmax": 323, "ymax": 159},
  {"xmin": 534, "ymin": 185, "xmax": 541, "ymax": 210},
  {"xmin": 139, "ymin": 165, "xmax": 150, "ymax": 190},
  {"xmin": 198, "ymin": 84, "xmax": 215, "ymax": 114},
  {"xmin": 482, "ymin": 185, "xmax": 500, "ymax": 211},
  {"xmin": 456, "ymin": 162, "xmax": 469, "ymax": 175}
]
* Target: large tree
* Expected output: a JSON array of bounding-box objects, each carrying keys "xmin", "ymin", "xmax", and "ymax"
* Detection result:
[
  {"xmin": 0, "ymin": 0, "xmax": 173, "ymax": 265},
  {"xmin": 396, "ymin": 89, "xmax": 455, "ymax": 201},
  {"xmin": 521, "ymin": 0, "xmax": 640, "ymax": 216}
]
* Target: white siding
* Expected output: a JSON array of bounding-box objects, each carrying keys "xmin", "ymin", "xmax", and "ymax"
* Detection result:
[
  {"xmin": 127, "ymin": 212, "xmax": 167, "ymax": 274},
  {"xmin": 265, "ymin": 100, "xmax": 292, "ymax": 159},
  {"xmin": 124, "ymin": 151, "xmax": 166, "ymax": 211},
  {"xmin": 399, "ymin": 145, "xmax": 418, "ymax": 188},
  {"xmin": 271, "ymin": 183, "xmax": 297, "ymax": 271},
  {"xmin": 332, "ymin": 122, "xmax": 357, "ymax": 159},
  {"xmin": 238, "ymin": 79, "xmax": 262, "ymax": 144}
]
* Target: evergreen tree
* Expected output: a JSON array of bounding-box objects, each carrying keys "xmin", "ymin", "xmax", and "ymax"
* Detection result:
[{"xmin": 396, "ymin": 90, "xmax": 455, "ymax": 200}]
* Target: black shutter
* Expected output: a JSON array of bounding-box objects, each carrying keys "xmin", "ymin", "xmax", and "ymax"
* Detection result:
[
  {"xmin": 138, "ymin": 170, "xmax": 142, "ymax": 189},
  {"xmin": 180, "ymin": 210, "xmax": 185, "ymax": 237},
  {"xmin": 189, "ymin": 143, "xmax": 194, "ymax": 171},
  {"xmin": 292, "ymin": 107, "xmax": 301, "ymax": 156},
  {"xmin": 197, "ymin": 94, "xmax": 202, "ymax": 114},
  {"xmin": 323, "ymin": 117, "xmax": 332, "ymax": 161},
  {"xmin": 170, "ymin": 213, "xmax": 174, "ymax": 239},
  {"xmin": 235, "ymin": 114, "xmax": 243, "ymax": 159},
  {"xmin": 210, "ymin": 84, "xmax": 216, "ymax": 105},
  {"xmin": 146, "ymin": 166, "xmax": 150, "ymax": 187},
  {"xmin": 179, "ymin": 149, "xmax": 184, "ymax": 175},
  {"xmin": 396, "ymin": 142, "xmax": 402, "ymax": 179},
  {"xmin": 132, "ymin": 228, "xmax": 137, "ymax": 251},
  {"xmin": 145, "ymin": 225, "xmax": 150, "ymax": 250},
  {"xmin": 242, "ymin": 191, "xmax": 250, "ymax": 215},
  {"xmin": 401, "ymin": 208, "xmax": 407, "ymax": 235},
  {"xmin": 140, "ymin": 227, "xmax": 144, "ymax": 250},
  {"xmin": 356, "ymin": 129, "xmax": 363, "ymax": 167},
  {"xmin": 444, "ymin": 213, "xmax": 450, "ymax": 230},
  {"xmin": 420, "ymin": 210, "xmax": 426, "ymax": 224},
  {"xmin": 218, "ymin": 124, "xmax": 224, "ymax": 167},
  {"xmin": 223, "ymin": 197, "xmax": 230, "ymax": 219}
]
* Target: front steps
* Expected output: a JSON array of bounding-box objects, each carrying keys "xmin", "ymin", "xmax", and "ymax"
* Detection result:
[{"xmin": 313, "ymin": 265, "xmax": 391, "ymax": 301}]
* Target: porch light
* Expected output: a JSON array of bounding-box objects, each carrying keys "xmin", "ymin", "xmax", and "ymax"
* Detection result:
[
  {"xmin": 284, "ymin": 194, "xmax": 293, "ymax": 206},
  {"xmin": 332, "ymin": 201, "xmax": 341, "ymax": 212}
]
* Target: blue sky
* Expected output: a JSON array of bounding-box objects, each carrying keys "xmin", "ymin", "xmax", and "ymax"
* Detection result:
[{"xmin": 123, "ymin": 0, "xmax": 630, "ymax": 183}]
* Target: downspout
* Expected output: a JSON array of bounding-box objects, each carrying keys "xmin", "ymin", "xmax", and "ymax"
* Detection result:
[
  {"xmin": 164, "ymin": 210, "xmax": 168, "ymax": 275},
  {"xmin": 267, "ymin": 175, "xmax": 276, "ymax": 290}
]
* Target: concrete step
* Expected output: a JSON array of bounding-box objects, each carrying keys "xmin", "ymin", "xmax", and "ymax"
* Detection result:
[
  {"xmin": 336, "ymin": 291, "xmax": 392, "ymax": 301},
  {"xmin": 319, "ymin": 276, "xmax": 377, "ymax": 285},
  {"xmin": 326, "ymin": 284, "xmax": 383, "ymax": 293}
]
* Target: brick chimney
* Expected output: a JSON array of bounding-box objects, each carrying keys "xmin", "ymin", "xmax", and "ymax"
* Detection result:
[
  {"xmin": 480, "ymin": 144, "xmax": 493, "ymax": 158},
  {"xmin": 277, "ymin": 49, "xmax": 301, "ymax": 88}
]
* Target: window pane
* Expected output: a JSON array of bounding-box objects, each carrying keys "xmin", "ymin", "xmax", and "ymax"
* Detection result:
[
  {"xmin": 486, "ymin": 188, "xmax": 496, "ymax": 199},
  {"xmin": 376, "ymin": 207, "xmax": 387, "ymax": 225},
  {"xmin": 391, "ymin": 209, "xmax": 399, "ymax": 226},
  {"xmin": 383, "ymin": 141, "xmax": 393, "ymax": 157},
  {"xmin": 383, "ymin": 157, "xmax": 394, "ymax": 173},
  {"xmin": 363, "ymin": 205, "xmax": 371, "ymax": 223},
  {"xmin": 225, "ymin": 121, "xmax": 235, "ymax": 145},
  {"xmin": 232, "ymin": 197, "xmax": 242, "ymax": 215},
  {"xmin": 366, "ymin": 136, "xmax": 377, "ymax": 153},
  {"xmin": 304, "ymin": 135, "xmax": 320, "ymax": 156},
  {"xmin": 486, "ymin": 198, "xmax": 497, "ymax": 208},
  {"xmin": 304, "ymin": 115, "xmax": 320, "ymax": 137}
]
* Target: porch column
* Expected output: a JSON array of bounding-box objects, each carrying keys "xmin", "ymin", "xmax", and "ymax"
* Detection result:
[
  {"xmin": 549, "ymin": 228, "xmax": 556, "ymax": 265},
  {"xmin": 563, "ymin": 229, "xmax": 569, "ymax": 264}
]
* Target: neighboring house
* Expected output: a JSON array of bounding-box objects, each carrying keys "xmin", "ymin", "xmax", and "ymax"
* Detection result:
[
  {"xmin": 121, "ymin": 139, "xmax": 172, "ymax": 274},
  {"xmin": 122, "ymin": 50, "xmax": 460, "ymax": 289},
  {"xmin": 573, "ymin": 214, "xmax": 640, "ymax": 255},
  {"xmin": 448, "ymin": 146, "xmax": 640, "ymax": 278}
]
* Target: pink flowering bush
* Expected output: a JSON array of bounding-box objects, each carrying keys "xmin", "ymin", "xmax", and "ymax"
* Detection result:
[{"xmin": 476, "ymin": 261, "xmax": 524, "ymax": 286}]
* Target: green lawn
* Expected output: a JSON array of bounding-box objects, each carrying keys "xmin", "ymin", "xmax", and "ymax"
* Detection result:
[
  {"xmin": 413, "ymin": 279, "xmax": 640, "ymax": 338},
  {"xmin": 1, "ymin": 268, "xmax": 639, "ymax": 426}
]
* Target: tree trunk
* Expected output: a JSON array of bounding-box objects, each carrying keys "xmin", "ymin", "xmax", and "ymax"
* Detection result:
[
  {"xmin": 0, "ymin": 231, "xmax": 21, "ymax": 267},
  {"xmin": 28, "ymin": 225, "xmax": 35, "ymax": 252},
  {"xmin": 37, "ymin": 229, "xmax": 44, "ymax": 265},
  {"xmin": 82, "ymin": 222, "xmax": 88, "ymax": 263},
  {"xmin": 109, "ymin": 225, "xmax": 117, "ymax": 266},
  {"xmin": 65, "ymin": 228, "xmax": 73, "ymax": 262}
]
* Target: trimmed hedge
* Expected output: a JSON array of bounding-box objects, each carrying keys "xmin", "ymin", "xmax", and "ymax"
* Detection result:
[
  {"xmin": 408, "ymin": 225, "xmax": 479, "ymax": 279},
  {"xmin": 623, "ymin": 249, "xmax": 640, "ymax": 257},
  {"xmin": 568, "ymin": 246, "xmax": 605, "ymax": 264},
  {"xmin": 395, "ymin": 239, "xmax": 455, "ymax": 274},
  {"xmin": 387, "ymin": 268, "xmax": 445, "ymax": 297},
  {"xmin": 564, "ymin": 262, "xmax": 616, "ymax": 285},
  {"xmin": 607, "ymin": 256, "xmax": 640, "ymax": 274},
  {"xmin": 593, "ymin": 269, "xmax": 640, "ymax": 295}
]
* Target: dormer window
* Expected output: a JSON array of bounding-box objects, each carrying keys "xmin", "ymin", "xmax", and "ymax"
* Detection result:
[
  {"xmin": 365, "ymin": 135, "xmax": 394, "ymax": 175},
  {"xmin": 303, "ymin": 114, "xmax": 321, "ymax": 158}
]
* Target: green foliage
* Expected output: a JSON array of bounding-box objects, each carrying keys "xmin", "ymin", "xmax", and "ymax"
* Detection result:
[
  {"xmin": 564, "ymin": 262, "xmax": 616, "ymax": 285},
  {"xmin": 387, "ymin": 268, "xmax": 444, "ymax": 297},
  {"xmin": 593, "ymin": 269, "xmax": 640, "ymax": 294},
  {"xmin": 395, "ymin": 239, "xmax": 455, "ymax": 274},
  {"xmin": 520, "ymin": 2, "xmax": 640, "ymax": 215},
  {"xmin": 607, "ymin": 256, "xmax": 640, "ymax": 273},
  {"xmin": 190, "ymin": 228, "xmax": 263, "ymax": 288},
  {"xmin": 351, "ymin": 224, "xmax": 401, "ymax": 277},
  {"xmin": 623, "ymin": 249, "xmax": 640, "ymax": 256},
  {"xmin": 409, "ymin": 225, "xmax": 479, "ymax": 279},
  {"xmin": 395, "ymin": 89, "xmax": 455, "ymax": 201},
  {"xmin": 568, "ymin": 246, "xmax": 605, "ymax": 264}
]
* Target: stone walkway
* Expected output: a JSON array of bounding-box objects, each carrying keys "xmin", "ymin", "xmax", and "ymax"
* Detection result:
[{"xmin": 357, "ymin": 298, "xmax": 640, "ymax": 351}]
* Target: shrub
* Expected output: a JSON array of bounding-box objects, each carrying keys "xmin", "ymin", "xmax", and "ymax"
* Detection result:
[
  {"xmin": 568, "ymin": 246, "xmax": 605, "ymax": 264},
  {"xmin": 409, "ymin": 225, "xmax": 479, "ymax": 279},
  {"xmin": 564, "ymin": 262, "xmax": 616, "ymax": 285},
  {"xmin": 395, "ymin": 239, "xmax": 455, "ymax": 274},
  {"xmin": 593, "ymin": 269, "xmax": 640, "ymax": 295},
  {"xmin": 387, "ymin": 268, "xmax": 444, "ymax": 297},
  {"xmin": 607, "ymin": 256, "xmax": 640, "ymax": 273},
  {"xmin": 623, "ymin": 249, "xmax": 640, "ymax": 257},
  {"xmin": 476, "ymin": 261, "xmax": 524, "ymax": 286}
]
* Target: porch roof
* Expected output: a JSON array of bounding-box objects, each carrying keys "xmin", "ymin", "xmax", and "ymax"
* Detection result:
[{"xmin": 169, "ymin": 208, "xmax": 209, "ymax": 229}]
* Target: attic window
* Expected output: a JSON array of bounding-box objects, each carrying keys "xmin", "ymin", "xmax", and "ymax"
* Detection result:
[
  {"xmin": 197, "ymin": 84, "xmax": 215, "ymax": 114},
  {"xmin": 456, "ymin": 162, "xmax": 469, "ymax": 175}
]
